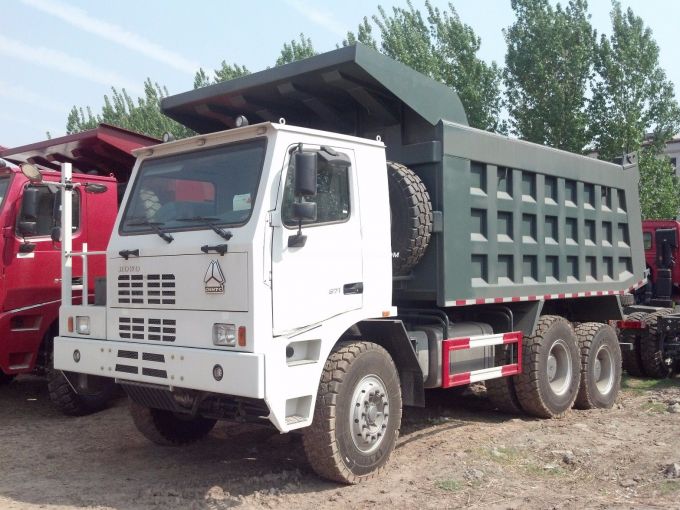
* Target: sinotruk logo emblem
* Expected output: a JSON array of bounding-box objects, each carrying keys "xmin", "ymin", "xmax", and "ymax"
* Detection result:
[{"xmin": 204, "ymin": 260, "xmax": 226, "ymax": 294}]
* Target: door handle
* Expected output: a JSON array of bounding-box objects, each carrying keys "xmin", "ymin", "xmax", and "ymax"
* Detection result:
[{"xmin": 343, "ymin": 282, "xmax": 363, "ymax": 295}]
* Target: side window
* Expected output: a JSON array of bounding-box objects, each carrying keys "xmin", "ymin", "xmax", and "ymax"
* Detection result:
[
  {"xmin": 18, "ymin": 185, "xmax": 80, "ymax": 237},
  {"xmin": 282, "ymin": 150, "xmax": 351, "ymax": 227},
  {"xmin": 643, "ymin": 232, "xmax": 652, "ymax": 251}
]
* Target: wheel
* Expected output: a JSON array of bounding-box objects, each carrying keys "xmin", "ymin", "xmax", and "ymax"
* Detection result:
[
  {"xmin": 574, "ymin": 323, "xmax": 621, "ymax": 409},
  {"xmin": 303, "ymin": 341, "xmax": 402, "ymax": 484},
  {"xmin": 129, "ymin": 399, "xmax": 217, "ymax": 446},
  {"xmin": 640, "ymin": 309, "xmax": 674, "ymax": 378},
  {"xmin": 485, "ymin": 377, "xmax": 523, "ymax": 414},
  {"xmin": 47, "ymin": 356, "xmax": 118, "ymax": 416},
  {"xmin": 620, "ymin": 311, "xmax": 648, "ymax": 377},
  {"xmin": 0, "ymin": 371, "xmax": 15, "ymax": 385},
  {"xmin": 387, "ymin": 161, "xmax": 432, "ymax": 276},
  {"xmin": 514, "ymin": 316, "xmax": 580, "ymax": 418},
  {"xmin": 485, "ymin": 344, "xmax": 523, "ymax": 414}
]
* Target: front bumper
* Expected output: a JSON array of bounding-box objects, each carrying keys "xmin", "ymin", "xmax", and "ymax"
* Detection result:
[{"xmin": 54, "ymin": 336, "xmax": 265, "ymax": 399}]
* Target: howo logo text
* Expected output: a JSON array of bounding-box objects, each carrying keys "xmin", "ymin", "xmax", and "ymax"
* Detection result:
[{"xmin": 204, "ymin": 260, "xmax": 226, "ymax": 294}]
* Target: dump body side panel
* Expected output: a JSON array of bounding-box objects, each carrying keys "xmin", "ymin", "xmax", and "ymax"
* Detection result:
[{"xmin": 396, "ymin": 121, "xmax": 644, "ymax": 306}]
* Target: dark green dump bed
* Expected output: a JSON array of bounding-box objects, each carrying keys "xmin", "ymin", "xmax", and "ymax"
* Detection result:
[{"xmin": 161, "ymin": 44, "xmax": 645, "ymax": 306}]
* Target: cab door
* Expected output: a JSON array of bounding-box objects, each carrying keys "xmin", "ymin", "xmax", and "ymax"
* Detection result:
[
  {"xmin": 3, "ymin": 184, "xmax": 82, "ymax": 311},
  {"xmin": 271, "ymin": 147, "xmax": 363, "ymax": 335}
]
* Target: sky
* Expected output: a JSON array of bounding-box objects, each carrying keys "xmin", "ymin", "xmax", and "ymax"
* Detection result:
[{"xmin": 2, "ymin": 0, "xmax": 679, "ymax": 148}]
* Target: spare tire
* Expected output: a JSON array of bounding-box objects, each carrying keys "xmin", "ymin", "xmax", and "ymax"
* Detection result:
[{"xmin": 387, "ymin": 161, "xmax": 432, "ymax": 276}]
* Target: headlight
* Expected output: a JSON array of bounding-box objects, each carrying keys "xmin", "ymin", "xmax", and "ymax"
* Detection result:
[
  {"xmin": 213, "ymin": 323, "xmax": 236, "ymax": 346},
  {"xmin": 75, "ymin": 316, "xmax": 90, "ymax": 335}
]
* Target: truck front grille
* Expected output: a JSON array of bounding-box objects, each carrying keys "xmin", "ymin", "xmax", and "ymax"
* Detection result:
[
  {"xmin": 115, "ymin": 350, "xmax": 167, "ymax": 380},
  {"xmin": 118, "ymin": 274, "xmax": 176, "ymax": 305},
  {"xmin": 119, "ymin": 317, "xmax": 176, "ymax": 342}
]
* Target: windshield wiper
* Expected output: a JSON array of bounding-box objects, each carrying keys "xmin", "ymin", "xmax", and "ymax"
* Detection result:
[
  {"xmin": 126, "ymin": 219, "xmax": 174, "ymax": 243},
  {"xmin": 176, "ymin": 216, "xmax": 233, "ymax": 241}
]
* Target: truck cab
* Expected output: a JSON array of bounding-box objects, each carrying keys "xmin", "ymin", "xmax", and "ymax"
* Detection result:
[
  {"xmin": 0, "ymin": 125, "xmax": 158, "ymax": 413},
  {"xmin": 639, "ymin": 219, "xmax": 680, "ymax": 306}
]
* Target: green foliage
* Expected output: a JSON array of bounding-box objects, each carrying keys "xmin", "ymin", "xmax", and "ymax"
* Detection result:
[
  {"xmin": 352, "ymin": 1, "xmax": 502, "ymax": 131},
  {"xmin": 638, "ymin": 149, "xmax": 680, "ymax": 219},
  {"xmin": 194, "ymin": 62, "xmax": 250, "ymax": 88},
  {"xmin": 589, "ymin": 2, "xmax": 680, "ymax": 161},
  {"xmin": 504, "ymin": 0, "xmax": 595, "ymax": 152},
  {"xmin": 66, "ymin": 79, "xmax": 193, "ymax": 139},
  {"xmin": 276, "ymin": 33, "xmax": 317, "ymax": 66},
  {"xmin": 342, "ymin": 17, "xmax": 378, "ymax": 49}
]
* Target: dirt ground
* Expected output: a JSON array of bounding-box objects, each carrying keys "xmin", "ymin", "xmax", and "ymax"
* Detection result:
[{"xmin": 1, "ymin": 375, "xmax": 679, "ymax": 510}]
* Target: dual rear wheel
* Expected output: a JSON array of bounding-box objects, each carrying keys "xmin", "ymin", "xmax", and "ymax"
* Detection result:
[{"xmin": 489, "ymin": 316, "xmax": 621, "ymax": 418}]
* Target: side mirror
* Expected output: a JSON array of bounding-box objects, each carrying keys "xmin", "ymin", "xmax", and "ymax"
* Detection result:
[
  {"xmin": 51, "ymin": 226, "xmax": 61, "ymax": 243},
  {"xmin": 20, "ymin": 164, "xmax": 43, "ymax": 183},
  {"xmin": 294, "ymin": 152, "xmax": 317, "ymax": 197},
  {"xmin": 291, "ymin": 202, "xmax": 317, "ymax": 222},
  {"xmin": 18, "ymin": 221, "xmax": 37, "ymax": 236},
  {"xmin": 21, "ymin": 187, "xmax": 41, "ymax": 221},
  {"xmin": 84, "ymin": 183, "xmax": 108, "ymax": 194}
]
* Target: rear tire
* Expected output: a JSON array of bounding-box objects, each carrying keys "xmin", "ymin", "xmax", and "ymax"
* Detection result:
[
  {"xmin": 303, "ymin": 341, "xmax": 402, "ymax": 484},
  {"xmin": 514, "ymin": 316, "xmax": 580, "ymax": 418},
  {"xmin": 129, "ymin": 399, "xmax": 217, "ymax": 446},
  {"xmin": 640, "ymin": 309, "xmax": 674, "ymax": 378},
  {"xmin": 620, "ymin": 311, "xmax": 648, "ymax": 377},
  {"xmin": 485, "ymin": 377, "xmax": 523, "ymax": 414},
  {"xmin": 574, "ymin": 323, "xmax": 621, "ymax": 409}
]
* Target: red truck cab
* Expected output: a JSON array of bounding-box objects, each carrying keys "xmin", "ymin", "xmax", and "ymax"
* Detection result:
[
  {"xmin": 640, "ymin": 219, "xmax": 680, "ymax": 305},
  {"xmin": 0, "ymin": 125, "xmax": 157, "ymax": 411}
]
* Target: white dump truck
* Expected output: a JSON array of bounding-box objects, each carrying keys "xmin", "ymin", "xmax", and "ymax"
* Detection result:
[{"xmin": 51, "ymin": 45, "xmax": 645, "ymax": 483}]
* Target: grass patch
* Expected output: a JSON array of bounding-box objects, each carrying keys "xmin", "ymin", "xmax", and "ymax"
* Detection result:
[
  {"xmin": 660, "ymin": 480, "xmax": 680, "ymax": 495},
  {"xmin": 481, "ymin": 446, "xmax": 524, "ymax": 465},
  {"xmin": 524, "ymin": 463, "xmax": 565, "ymax": 477},
  {"xmin": 640, "ymin": 401, "xmax": 667, "ymax": 413},
  {"xmin": 622, "ymin": 376, "xmax": 680, "ymax": 393},
  {"xmin": 435, "ymin": 480, "xmax": 461, "ymax": 492}
]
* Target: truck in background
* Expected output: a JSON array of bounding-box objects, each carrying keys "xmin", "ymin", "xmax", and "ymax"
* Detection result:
[
  {"xmin": 51, "ymin": 45, "xmax": 645, "ymax": 483},
  {"xmin": 0, "ymin": 125, "xmax": 158, "ymax": 414},
  {"xmin": 618, "ymin": 219, "xmax": 680, "ymax": 378}
]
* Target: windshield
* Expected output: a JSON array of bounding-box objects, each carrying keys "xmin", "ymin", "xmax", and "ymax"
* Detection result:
[
  {"xmin": 121, "ymin": 139, "xmax": 266, "ymax": 234},
  {"xmin": 0, "ymin": 176, "xmax": 10, "ymax": 211}
]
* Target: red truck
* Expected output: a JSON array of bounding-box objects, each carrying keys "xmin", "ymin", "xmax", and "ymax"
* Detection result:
[
  {"xmin": 0, "ymin": 125, "xmax": 157, "ymax": 413},
  {"xmin": 619, "ymin": 219, "xmax": 680, "ymax": 378}
]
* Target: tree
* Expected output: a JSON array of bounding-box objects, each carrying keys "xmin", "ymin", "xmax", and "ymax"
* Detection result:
[
  {"xmin": 638, "ymin": 149, "xmax": 680, "ymax": 219},
  {"xmin": 344, "ymin": 1, "xmax": 503, "ymax": 131},
  {"xmin": 66, "ymin": 79, "xmax": 193, "ymax": 139},
  {"xmin": 194, "ymin": 62, "xmax": 250, "ymax": 89},
  {"xmin": 343, "ymin": 17, "xmax": 378, "ymax": 49},
  {"xmin": 589, "ymin": 2, "xmax": 680, "ymax": 161},
  {"xmin": 504, "ymin": 0, "xmax": 595, "ymax": 152},
  {"xmin": 276, "ymin": 33, "xmax": 316, "ymax": 66}
]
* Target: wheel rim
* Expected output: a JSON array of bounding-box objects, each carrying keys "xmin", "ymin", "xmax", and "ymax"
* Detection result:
[
  {"xmin": 593, "ymin": 344, "xmax": 615, "ymax": 395},
  {"xmin": 546, "ymin": 339, "xmax": 572, "ymax": 396},
  {"xmin": 350, "ymin": 375, "xmax": 389, "ymax": 454}
]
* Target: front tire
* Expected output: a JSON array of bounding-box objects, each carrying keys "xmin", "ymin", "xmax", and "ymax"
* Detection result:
[
  {"xmin": 0, "ymin": 371, "xmax": 15, "ymax": 385},
  {"xmin": 303, "ymin": 341, "xmax": 402, "ymax": 484},
  {"xmin": 47, "ymin": 358, "xmax": 117, "ymax": 416},
  {"xmin": 514, "ymin": 316, "xmax": 580, "ymax": 418},
  {"xmin": 574, "ymin": 323, "xmax": 621, "ymax": 409},
  {"xmin": 129, "ymin": 399, "xmax": 217, "ymax": 446},
  {"xmin": 640, "ymin": 309, "xmax": 674, "ymax": 378}
]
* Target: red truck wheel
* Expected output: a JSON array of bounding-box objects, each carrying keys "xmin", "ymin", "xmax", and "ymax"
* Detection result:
[{"xmin": 640, "ymin": 309, "xmax": 674, "ymax": 378}]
